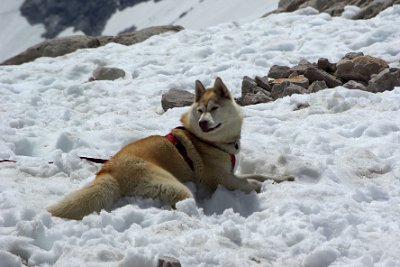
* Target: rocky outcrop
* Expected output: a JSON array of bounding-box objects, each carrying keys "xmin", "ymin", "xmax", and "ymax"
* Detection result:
[
  {"xmin": 1, "ymin": 25, "xmax": 183, "ymax": 65},
  {"xmin": 236, "ymin": 53, "xmax": 399, "ymax": 106},
  {"xmin": 266, "ymin": 0, "xmax": 400, "ymax": 19},
  {"xmin": 20, "ymin": 0, "xmax": 158, "ymax": 38}
]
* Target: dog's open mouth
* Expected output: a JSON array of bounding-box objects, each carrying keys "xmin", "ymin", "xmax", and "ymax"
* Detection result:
[{"xmin": 201, "ymin": 123, "xmax": 222, "ymax": 133}]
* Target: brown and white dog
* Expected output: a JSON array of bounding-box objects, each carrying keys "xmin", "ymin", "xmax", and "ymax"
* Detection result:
[{"xmin": 48, "ymin": 77, "xmax": 293, "ymax": 219}]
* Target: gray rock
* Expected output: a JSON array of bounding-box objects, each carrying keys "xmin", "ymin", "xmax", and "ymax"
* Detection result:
[
  {"xmin": 367, "ymin": 68, "xmax": 400, "ymax": 93},
  {"xmin": 271, "ymin": 81, "xmax": 308, "ymax": 99},
  {"xmin": 268, "ymin": 65, "xmax": 291, "ymax": 79},
  {"xmin": 236, "ymin": 93, "xmax": 274, "ymax": 106},
  {"xmin": 90, "ymin": 67, "xmax": 125, "ymax": 81},
  {"xmin": 161, "ymin": 89, "xmax": 195, "ymax": 111},
  {"xmin": 308, "ymin": 80, "xmax": 328, "ymax": 93},
  {"xmin": 1, "ymin": 25, "xmax": 184, "ymax": 65},
  {"xmin": 335, "ymin": 55, "xmax": 389, "ymax": 83},
  {"xmin": 343, "ymin": 80, "xmax": 367, "ymax": 91},
  {"xmin": 304, "ymin": 66, "xmax": 343, "ymax": 88},
  {"xmin": 242, "ymin": 76, "xmax": 271, "ymax": 97},
  {"xmin": 157, "ymin": 256, "xmax": 182, "ymax": 267},
  {"xmin": 255, "ymin": 76, "xmax": 271, "ymax": 91}
]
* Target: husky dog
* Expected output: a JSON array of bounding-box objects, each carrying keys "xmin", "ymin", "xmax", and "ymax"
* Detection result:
[{"xmin": 48, "ymin": 78, "xmax": 293, "ymax": 219}]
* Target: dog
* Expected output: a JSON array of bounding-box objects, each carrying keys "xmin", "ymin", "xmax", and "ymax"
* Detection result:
[{"xmin": 48, "ymin": 77, "xmax": 293, "ymax": 219}]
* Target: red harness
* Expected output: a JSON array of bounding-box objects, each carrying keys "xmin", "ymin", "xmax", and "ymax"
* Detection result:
[{"xmin": 165, "ymin": 129, "xmax": 236, "ymax": 172}]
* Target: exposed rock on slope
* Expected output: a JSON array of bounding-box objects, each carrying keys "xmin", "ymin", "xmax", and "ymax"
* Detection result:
[
  {"xmin": 266, "ymin": 0, "xmax": 400, "ymax": 19},
  {"xmin": 1, "ymin": 25, "xmax": 183, "ymax": 65},
  {"xmin": 20, "ymin": 0, "xmax": 162, "ymax": 38}
]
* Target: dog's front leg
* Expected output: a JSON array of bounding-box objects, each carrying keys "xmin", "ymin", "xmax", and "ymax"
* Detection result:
[
  {"xmin": 220, "ymin": 175, "xmax": 264, "ymax": 193},
  {"xmin": 237, "ymin": 174, "xmax": 295, "ymax": 183}
]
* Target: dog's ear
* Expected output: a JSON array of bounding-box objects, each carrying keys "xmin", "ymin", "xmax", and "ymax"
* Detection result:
[
  {"xmin": 195, "ymin": 80, "xmax": 206, "ymax": 102},
  {"xmin": 214, "ymin": 77, "xmax": 231, "ymax": 99}
]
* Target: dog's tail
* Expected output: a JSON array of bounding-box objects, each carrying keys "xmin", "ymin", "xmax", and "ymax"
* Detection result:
[{"xmin": 47, "ymin": 173, "xmax": 121, "ymax": 220}]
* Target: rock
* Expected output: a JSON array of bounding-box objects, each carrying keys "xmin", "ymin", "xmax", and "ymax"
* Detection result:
[
  {"xmin": 236, "ymin": 94, "xmax": 274, "ymax": 106},
  {"xmin": 90, "ymin": 67, "xmax": 125, "ymax": 81},
  {"xmin": 367, "ymin": 68, "xmax": 400, "ymax": 93},
  {"xmin": 304, "ymin": 66, "xmax": 343, "ymax": 88},
  {"xmin": 271, "ymin": 75, "xmax": 309, "ymax": 89},
  {"xmin": 317, "ymin": 58, "xmax": 336, "ymax": 73},
  {"xmin": 1, "ymin": 25, "xmax": 184, "ymax": 65},
  {"xmin": 157, "ymin": 256, "xmax": 182, "ymax": 267},
  {"xmin": 352, "ymin": 0, "xmax": 400, "ymax": 20},
  {"xmin": 269, "ymin": 0, "xmax": 400, "ymax": 19},
  {"xmin": 268, "ymin": 65, "xmax": 291, "ymax": 79},
  {"xmin": 1, "ymin": 35, "xmax": 101, "ymax": 65},
  {"xmin": 308, "ymin": 80, "xmax": 328, "ymax": 93},
  {"xmin": 343, "ymin": 80, "xmax": 367, "ymax": 91},
  {"xmin": 254, "ymin": 76, "xmax": 271, "ymax": 91},
  {"xmin": 242, "ymin": 76, "xmax": 271, "ymax": 96},
  {"xmin": 161, "ymin": 89, "xmax": 195, "ymax": 111},
  {"xmin": 271, "ymin": 81, "xmax": 308, "ymax": 99},
  {"xmin": 111, "ymin": 25, "xmax": 184, "ymax": 46},
  {"xmin": 344, "ymin": 51, "xmax": 364, "ymax": 60},
  {"xmin": 335, "ymin": 55, "xmax": 389, "ymax": 83}
]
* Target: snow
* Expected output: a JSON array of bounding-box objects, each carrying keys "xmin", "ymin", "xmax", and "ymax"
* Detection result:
[
  {"xmin": 103, "ymin": 0, "xmax": 279, "ymax": 35},
  {"xmin": 0, "ymin": 0, "xmax": 45, "ymax": 62},
  {"xmin": 1, "ymin": 4, "xmax": 400, "ymax": 267}
]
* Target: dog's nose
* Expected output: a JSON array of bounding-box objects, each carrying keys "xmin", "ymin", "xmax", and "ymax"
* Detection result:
[{"xmin": 199, "ymin": 120, "xmax": 209, "ymax": 131}]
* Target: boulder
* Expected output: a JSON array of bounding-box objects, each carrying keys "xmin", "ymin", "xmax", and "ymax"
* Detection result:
[
  {"xmin": 343, "ymin": 80, "xmax": 367, "ymax": 91},
  {"xmin": 90, "ymin": 67, "xmax": 125, "ymax": 81},
  {"xmin": 267, "ymin": 65, "xmax": 291, "ymax": 79},
  {"xmin": 367, "ymin": 68, "xmax": 400, "ymax": 93},
  {"xmin": 271, "ymin": 81, "xmax": 308, "ymax": 99},
  {"xmin": 308, "ymin": 80, "xmax": 328, "ymax": 93},
  {"xmin": 242, "ymin": 76, "xmax": 271, "ymax": 96},
  {"xmin": 161, "ymin": 89, "xmax": 195, "ymax": 111},
  {"xmin": 304, "ymin": 66, "xmax": 343, "ymax": 88},
  {"xmin": 157, "ymin": 256, "xmax": 182, "ymax": 267},
  {"xmin": 236, "ymin": 94, "xmax": 274, "ymax": 106},
  {"xmin": 335, "ymin": 55, "xmax": 389, "ymax": 83},
  {"xmin": 254, "ymin": 76, "xmax": 271, "ymax": 91},
  {"xmin": 317, "ymin": 58, "xmax": 337, "ymax": 73}
]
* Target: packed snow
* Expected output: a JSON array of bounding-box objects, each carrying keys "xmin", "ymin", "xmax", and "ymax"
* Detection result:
[{"xmin": 1, "ymin": 5, "xmax": 400, "ymax": 267}]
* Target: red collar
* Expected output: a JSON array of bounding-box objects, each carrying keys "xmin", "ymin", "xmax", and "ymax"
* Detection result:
[{"xmin": 165, "ymin": 127, "xmax": 236, "ymax": 172}]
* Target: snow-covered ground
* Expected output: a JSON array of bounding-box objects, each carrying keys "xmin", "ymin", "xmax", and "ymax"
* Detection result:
[
  {"xmin": 0, "ymin": 0, "xmax": 278, "ymax": 63},
  {"xmin": 1, "ymin": 5, "xmax": 400, "ymax": 267}
]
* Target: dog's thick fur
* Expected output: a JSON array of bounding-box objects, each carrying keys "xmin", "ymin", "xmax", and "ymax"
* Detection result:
[{"xmin": 48, "ymin": 78, "xmax": 292, "ymax": 220}]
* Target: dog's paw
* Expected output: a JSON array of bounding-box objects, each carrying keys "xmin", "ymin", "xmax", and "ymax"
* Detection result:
[
  {"xmin": 274, "ymin": 175, "xmax": 296, "ymax": 183},
  {"xmin": 247, "ymin": 179, "xmax": 263, "ymax": 193}
]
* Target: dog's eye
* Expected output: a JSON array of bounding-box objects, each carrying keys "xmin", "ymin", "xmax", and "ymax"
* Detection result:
[
  {"xmin": 197, "ymin": 109, "xmax": 204, "ymax": 114},
  {"xmin": 211, "ymin": 106, "xmax": 219, "ymax": 112}
]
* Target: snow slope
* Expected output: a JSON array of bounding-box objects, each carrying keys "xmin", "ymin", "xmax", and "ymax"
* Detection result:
[
  {"xmin": 1, "ymin": 5, "xmax": 400, "ymax": 267},
  {"xmin": 0, "ymin": 0, "xmax": 278, "ymax": 63}
]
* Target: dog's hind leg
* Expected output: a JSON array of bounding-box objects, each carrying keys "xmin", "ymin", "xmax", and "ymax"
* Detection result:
[
  {"xmin": 47, "ymin": 173, "xmax": 121, "ymax": 220},
  {"xmin": 124, "ymin": 164, "xmax": 194, "ymax": 207}
]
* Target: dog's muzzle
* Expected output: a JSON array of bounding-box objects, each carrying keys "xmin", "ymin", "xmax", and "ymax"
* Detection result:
[{"xmin": 199, "ymin": 121, "xmax": 221, "ymax": 132}]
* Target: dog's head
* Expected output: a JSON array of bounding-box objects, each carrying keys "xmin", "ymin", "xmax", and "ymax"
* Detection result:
[{"xmin": 181, "ymin": 77, "xmax": 243, "ymax": 143}]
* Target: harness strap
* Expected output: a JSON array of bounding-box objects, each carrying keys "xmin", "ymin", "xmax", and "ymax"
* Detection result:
[
  {"xmin": 165, "ymin": 132, "xmax": 194, "ymax": 171},
  {"xmin": 166, "ymin": 127, "xmax": 236, "ymax": 172}
]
